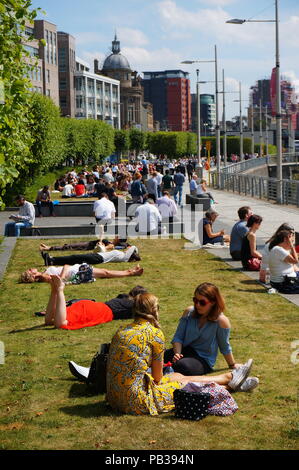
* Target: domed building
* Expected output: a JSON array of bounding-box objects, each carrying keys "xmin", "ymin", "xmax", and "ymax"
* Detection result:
[{"xmin": 94, "ymin": 35, "xmax": 148, "ymax": 130}]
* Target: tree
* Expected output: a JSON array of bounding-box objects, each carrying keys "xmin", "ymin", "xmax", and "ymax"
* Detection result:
[
  {"xmin": 30, "ymin": 93, "xmax": 66, "ymax": 172},
  {"xmin": 129, "ymin": 128, "xmax": 146, "ymax": 155},
  {"xmin": 114, "ymin": 129, "xmax": 130, "ymax": 157},
  {"xmin": 0, "ymin": 0, "xmax": 41, "ymax": 208}
]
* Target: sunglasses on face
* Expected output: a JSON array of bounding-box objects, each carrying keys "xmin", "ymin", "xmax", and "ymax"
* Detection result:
[{"xmin": 193, "ymin": 297, "xmax": 209, "ymax": 307}]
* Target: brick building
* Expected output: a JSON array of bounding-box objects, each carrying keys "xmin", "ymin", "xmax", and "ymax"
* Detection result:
[{"xmin": 142, "ymin": 70, "xmax": 191, "ymax": 131}]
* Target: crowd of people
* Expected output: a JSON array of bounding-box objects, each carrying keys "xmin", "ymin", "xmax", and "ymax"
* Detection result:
[{"xmin": 5, "ymin": 154, "xmax": 299, "ymax": 421}]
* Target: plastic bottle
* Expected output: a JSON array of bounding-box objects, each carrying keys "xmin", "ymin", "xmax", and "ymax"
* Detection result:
[{"xmin": 265, "ymin": 269, "xmax": 270, "ymax": 285}]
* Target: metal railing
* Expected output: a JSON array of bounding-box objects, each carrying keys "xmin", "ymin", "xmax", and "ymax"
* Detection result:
[{"xmin": 210, "ymin": 154, "xmax": 299, "ymax": 206}]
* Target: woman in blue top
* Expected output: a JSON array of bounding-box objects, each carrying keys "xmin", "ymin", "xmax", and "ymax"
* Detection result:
[{"xmin": 164, "ymin": 283, "xmax": 242, "ymax": 376}]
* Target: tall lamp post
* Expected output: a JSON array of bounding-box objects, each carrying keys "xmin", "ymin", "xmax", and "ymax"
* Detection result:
[
  {"xmin": 227, "ymin": 0, "xmax": 283, "ymax": 202},
  {"xmin": 182, "ymin": 46, "xmax": 221, "ymax": 184},
  {"xmin": 222, "ymin": 69, "xmax": 227, "ymax": 166},
  {"xmin": 196, "ymin": 69, "xmax": 201, "ymax": 164}
]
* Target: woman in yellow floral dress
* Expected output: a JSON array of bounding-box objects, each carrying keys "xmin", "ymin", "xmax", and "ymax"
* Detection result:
[{"xmin": 106, "ymin": 293, "xmax": 248, "ymax": 416}]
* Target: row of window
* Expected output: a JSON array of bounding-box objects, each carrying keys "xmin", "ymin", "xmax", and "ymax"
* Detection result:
[{"xmin": 45, "ymin": 29, "xmax": 57, "ymax": 65}]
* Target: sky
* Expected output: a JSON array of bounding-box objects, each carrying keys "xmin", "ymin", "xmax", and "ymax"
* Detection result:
[{"xmin": 30, "ymin": 0, "xmax": 299, "ymax": 120}]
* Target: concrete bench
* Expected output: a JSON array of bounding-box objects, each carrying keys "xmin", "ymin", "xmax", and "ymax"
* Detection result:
[
  {"xmin": 7, "ymin": 198, "xmax": 135, "ymax": 218},
  {"xmin": 20, "ymin": 220, "xmax": 185, "ymax": 237},
  {"xmin": 185, "ymin": 194, "xmax": 211, "ymax": 211}
]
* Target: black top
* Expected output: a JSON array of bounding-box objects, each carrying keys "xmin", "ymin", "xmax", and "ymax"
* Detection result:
[
  {"xmin": 241, "ymin": 233, "xmax": 252, "ymax": 268},
  {"xmin": 105, "ymin": 294, "xmax": 134, "ymax": 320}
]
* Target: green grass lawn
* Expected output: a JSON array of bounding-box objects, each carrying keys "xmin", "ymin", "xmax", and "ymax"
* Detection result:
[{"xmin": 0, "ymin": 238, "xmax": 298, "ymax": 450}]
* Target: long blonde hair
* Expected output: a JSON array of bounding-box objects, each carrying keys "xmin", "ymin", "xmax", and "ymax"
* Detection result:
[{"xmin": 133, "ymin": 293, "xmax": 160, "ymax": 329}]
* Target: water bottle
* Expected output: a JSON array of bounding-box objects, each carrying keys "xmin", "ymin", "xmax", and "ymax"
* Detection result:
[{"xmin": 265, "ymin": 269, "xmax": 270, "ymax": 285}]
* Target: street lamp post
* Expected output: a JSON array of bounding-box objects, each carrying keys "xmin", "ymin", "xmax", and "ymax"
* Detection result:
[
  {"xmin": 182, "ymin": 47, "xmax": 220, "ymax": 185},
  {"xmin": 214, "ymin": 45, "xmax": 221, "ymax": 180},
  {"xmin": 196, "ymin": 69, "xmax": 201, "ymax": 164},
  {"xmin": 222, "ymin": 69, "xmax": 227, "ymax": 166},
  {"xmin": 250, "ymin": 105, "xmax": 255, "ymax": 156},
  {"xmin": 239, "ymin": 82, "xmax": 243, "ymax": 161},
  {"xmin": 226, "ymin": 0, "xmax": 282, "ymax": 203},
  {"xmin": 259, "ymin": 99, "xmax": 263, "ymax": 157}
]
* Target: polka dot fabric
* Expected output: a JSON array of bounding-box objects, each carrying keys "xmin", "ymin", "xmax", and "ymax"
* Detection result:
[{"xmin": 173, "ymin": 389, "xmax": 210, "ymax": 421}]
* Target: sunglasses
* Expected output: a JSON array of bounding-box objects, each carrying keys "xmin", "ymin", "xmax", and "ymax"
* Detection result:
[{"xmin": 193, "ymin": 297, "xmax": 209, "ymax": 307}]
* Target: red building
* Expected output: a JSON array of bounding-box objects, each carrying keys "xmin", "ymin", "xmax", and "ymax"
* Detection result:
[{"xmin": 142, "ymin": 70, "xmax": 191, "ymax": 131}]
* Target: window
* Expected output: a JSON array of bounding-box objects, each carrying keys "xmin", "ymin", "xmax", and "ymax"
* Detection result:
[
  {"xmin": 59, "ymin": 79, "xmax": 67, "ymax": 90},
  {"xmin": 46, "ymin": 70, "xmax": 50, "ymax": 83},
  {"xmin": 60, "ymin": 96, "xmax": 67, "ymax": 107},
  {"xmin": 46, "ymin": 89, "xmax": 51, "ymax": 97},
  {"xmin": 25, "ymin": 26, "xmax": 34, "ymax": 37},
  {"xmin": 24, "ymin": 45, "xmax": 39, "ymax": 57}
]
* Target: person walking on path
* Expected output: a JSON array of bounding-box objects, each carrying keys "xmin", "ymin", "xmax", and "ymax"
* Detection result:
[{"xmin": 173, "ymin": 169, "xmax": 185, "ymax": 207}]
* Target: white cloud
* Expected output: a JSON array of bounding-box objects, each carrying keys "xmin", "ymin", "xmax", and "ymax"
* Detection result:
[
  {"xmin": 122, "ymin": 46, "xmax": 182, "ymax": 72},
  {"xmin": 117, "ymin": 28, "xmax": 149, "ymax": 47},
  {"xmin": 157, "ymin": 0, "xmax": 274, "ymax": 46},
  {"xmin": 78, "ymin": 51, "xmax": 105, "ymax": 72},
  {"xmin": 197, "ymin": 0, "xmax": 236, "ymax": 5},
  {"xmin": 75, "ymin": 32, "xmax": 106, "ymax": 46},
  {"xmin": 282, "ymin": 71, "xmax": 299, "ymax": 95}
]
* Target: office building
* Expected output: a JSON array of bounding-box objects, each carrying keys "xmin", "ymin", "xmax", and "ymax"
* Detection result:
[
  {"xmin": 75, "ymin": 57, "xmax": 121, "ymax": 128},
  {"xmin": 142, "ymin": 70, "xmax": 191, "ymax": 131},
  {"xmin": 34, "ymin": 20, "xmax": 59, "ymax": 106},
  {"xmin": 191, "ymin": 93, "xmax": 216, "ymax": 134},
  {"xmin": 23, "ymin": 22, "xmax": 44, "ymax": 95},
  {"xmin": 57, "ymin": 31, "xmax": 76, "ymax": 117}
]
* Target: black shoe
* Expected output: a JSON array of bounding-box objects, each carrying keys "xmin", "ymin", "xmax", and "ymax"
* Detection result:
[
  {"xmin": 68, "ymin": 361, "xmax": 90, "ymax": 382},
  {"xmin": 41, "ymin": 251, "xmax": 52, "ymax": 266}
]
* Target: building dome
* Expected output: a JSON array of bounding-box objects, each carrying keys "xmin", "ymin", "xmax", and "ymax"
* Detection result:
[{"xmin": 102, "ymin": 35, "xmax": 131, "ymax": 71}]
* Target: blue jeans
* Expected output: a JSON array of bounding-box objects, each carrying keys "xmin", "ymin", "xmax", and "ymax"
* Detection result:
[
  {"xmin": 174, "ymin": 185, "xmax": 183, "ymax": 205},
  {"xmin": 4, "ymin": 221, "xmax": 32, "ymax": 237}
]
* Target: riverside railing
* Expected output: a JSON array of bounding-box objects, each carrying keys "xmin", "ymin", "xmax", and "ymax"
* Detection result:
[{"xmin": 210, "ymin": 154, "xmax": 299, "ymax": 206}]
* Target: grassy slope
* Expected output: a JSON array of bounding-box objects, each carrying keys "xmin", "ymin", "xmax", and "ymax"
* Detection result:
[{"xmin": 0, "ymin": 238, "xmax": 298, "ymax": 450}]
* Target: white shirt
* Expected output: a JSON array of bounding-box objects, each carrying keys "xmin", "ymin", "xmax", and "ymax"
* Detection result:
[
  {"xmin": 97, "ymin": 246, "xmax": 137, "ymax": 263},
  {"xmin": 93, "ymin": 198, "xmax": 116, "ymax": 220},
  {"xmin": 46, "ymin": 264, "xmax": 81, "ymax": 282},
  {"xmin": 155, "ymin": 173, "xmax": 163, "ymax": 185},
  {"xmin": 103, "ymin": 172, "xmax": 114, "ymax": 183},
  {"xmin": 62, "ymin": 184, "xmax": 74, "ymax": 197},
  {"xmin": 268, "ymin": 245, "xmax": 296, "ymax": 283},
  {"xmin": 156, "ymin": 196, "xmax": 177, "ymax": 218},
  {"xmin": 260, "ymin": 243, "xmax": 270, "ymax": 271},
  {"xmin": 135, "ymin": 203, "xmax": 162, "ymax": 233}
]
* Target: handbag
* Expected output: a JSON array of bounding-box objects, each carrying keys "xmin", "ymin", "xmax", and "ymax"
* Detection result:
[
  {"xmin": 247, "ymin": 257, "xmax": 261, "ymax": 271},
  {"xmin": 173, "ymin": 388, "xmax": 210, "ymax": 421},
  {"xmin": 182, "ymin": 382, "xmax": 238, "ymax": 417},
  {"xmin": 71, "ymin": 263, "xmax": 95, "ymax": 284},
  {"xmin": 87, "ymin": 343, "xmax": 110, "ymax": 394}
]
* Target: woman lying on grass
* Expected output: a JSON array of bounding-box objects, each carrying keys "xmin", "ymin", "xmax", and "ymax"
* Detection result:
[
  {"xmin": 44, "ymin": 275, "xmax": 148, "ymax": 329},
  {"xmin": 20, "ymin": 264, "xmax": 143, "ymax": 284}
]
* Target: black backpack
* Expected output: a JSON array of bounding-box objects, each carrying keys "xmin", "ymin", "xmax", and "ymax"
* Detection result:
[{"xmin": 86, "ymin": 343, "xmax": 110, "ymax": 394}]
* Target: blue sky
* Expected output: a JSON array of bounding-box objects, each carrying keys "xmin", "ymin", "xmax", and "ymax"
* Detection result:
[{"xmin": 30, "ymin": 0, "xmax": 299, "ymax": 119}]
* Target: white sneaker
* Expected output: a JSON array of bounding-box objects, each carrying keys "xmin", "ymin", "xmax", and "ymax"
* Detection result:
[
  {"xmin": 228, "ymin": 359, "xmax": 253, "ymax": 390},
  {"xmin": 69, "ymin": 361, "xmax": 90, "ymax": 382},
  {"xmin": 238, "ymin": 376, "xmax": 259, "ymax": 392}
]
